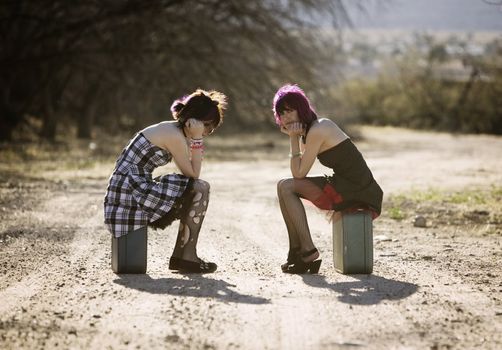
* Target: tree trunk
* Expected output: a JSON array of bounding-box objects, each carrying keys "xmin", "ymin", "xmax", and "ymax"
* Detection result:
[
  {"xmin": 40, "ymin": 88, "xmax": 58, "ymax": 141},
  {"xmin": 0, "ymin": 87, "xmax": 22, "ymax": 141},
  {"xmin": 77, "ymin": 81, "xmax": 101, "ymax": 139},
  {"xmin": 40, "ymin": 112, "xmax": 57, "ymax": 141},
  {"xmin": 0, "ymin": 106, "xmax": 17, "ymax": 141},
  {"xmin": 77, "ymin": 108, "xmax": 93, "ymax": 139}
]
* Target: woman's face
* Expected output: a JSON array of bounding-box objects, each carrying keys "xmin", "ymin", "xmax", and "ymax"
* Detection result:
[
  {"xmin": 279, "ymin": 106, "xmax": 300, "ymax": 127},
  {"xmin": 202, "ymin": 121, "xmax": 216, "ymax": 136}
]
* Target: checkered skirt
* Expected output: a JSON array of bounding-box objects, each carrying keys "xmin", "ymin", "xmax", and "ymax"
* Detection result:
[{"xmin": 104, "ymin": 133, "xmax": 190, "ymax": 237}]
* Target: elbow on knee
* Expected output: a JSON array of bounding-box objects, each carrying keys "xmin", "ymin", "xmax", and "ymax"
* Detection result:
[
  {"xmin": 193, "ymin": 179, "xmax": 210, "ymax": 193},
  {"xmin": 277, "ymin": 178, "xmax": 293, "ymax": 196}
]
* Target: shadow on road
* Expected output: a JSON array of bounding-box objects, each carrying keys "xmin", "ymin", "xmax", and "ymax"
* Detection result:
[
  {"xmin": 301, "ymin": 274, "xmax": 418, "ymax": 305},
  {"xmin": 113, "ymin": 274, "xmax": 270, "ymax": 305}
]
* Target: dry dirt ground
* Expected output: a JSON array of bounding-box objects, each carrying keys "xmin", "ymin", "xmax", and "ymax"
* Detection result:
[{"xmin": 0, "ymin": 126, "xmax": 501, "ymax": 350}]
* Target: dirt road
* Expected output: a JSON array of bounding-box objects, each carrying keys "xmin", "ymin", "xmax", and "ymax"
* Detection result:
[{"xmin": 0, "ymin": 126, "xmax": 501, "ymax": 349}]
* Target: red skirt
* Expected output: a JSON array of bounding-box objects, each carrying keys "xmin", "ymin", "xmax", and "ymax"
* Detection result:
[{"xmin": 307, "ymin": 177, "xmax": 379, "ymax": 220}]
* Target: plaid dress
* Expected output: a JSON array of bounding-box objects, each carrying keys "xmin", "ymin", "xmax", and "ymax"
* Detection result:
[{"xmin": 104, "ymin": 133, "xmax": 190, "ymax": 237}]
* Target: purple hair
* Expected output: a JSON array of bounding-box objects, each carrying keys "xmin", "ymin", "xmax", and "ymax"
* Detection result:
[{"xmin": 272, "ymin": 84, "xmax": 317, "ymax": 126}]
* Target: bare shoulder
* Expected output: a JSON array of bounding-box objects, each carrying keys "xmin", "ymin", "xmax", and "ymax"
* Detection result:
[
  {"xmin": 142, "ymin": 121, "xmax": 184, "ymax": 150},
  {"xmin": 313, "ymin": 118, "xmax": 349, "ymax": 151},
  {"xmin": 305, "ymin": 119, "xmax": 330, "ymax": 145},
  {"xmin": 317, "ymin": 117, "xmax": 339, "ymax": 129},
  {"xmin": 309, "ymin": 118, "xmax": 341, "ymax": 135}
]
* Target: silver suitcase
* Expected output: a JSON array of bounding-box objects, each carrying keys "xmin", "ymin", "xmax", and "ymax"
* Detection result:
[
  {"xmin": 332, "ymin": 210, "xmax": 373, "ymax": 274},
  {"xmin": 111, "ymin": 226, "xmax": 147, "ymax": 274}
]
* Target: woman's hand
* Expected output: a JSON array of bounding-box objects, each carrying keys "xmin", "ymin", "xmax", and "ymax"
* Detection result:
[
  {"xmin": 280, "ymin": 124, "xmax": 290, "ymax": 135},
  {"xmin": 186, "ymin": 118, "xmax": 204, "ymax": 139},
  {"xmin": 282, "ymin": 122, "xmax": 305, "ymax": 137}
]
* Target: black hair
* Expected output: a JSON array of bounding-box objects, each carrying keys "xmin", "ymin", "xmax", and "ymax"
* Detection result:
[{"xmin": 171, "ymin": 89, "xmax": 227, "ymax": 130}]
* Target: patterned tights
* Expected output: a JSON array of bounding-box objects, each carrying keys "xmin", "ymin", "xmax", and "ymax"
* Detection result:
[
  {"xmin": 277, "ymin": 178, "xmax": 323, "ymax": 261},
  {"xmin": 172, "ymin": 179, "xmax": 210, "ymax": 262}
]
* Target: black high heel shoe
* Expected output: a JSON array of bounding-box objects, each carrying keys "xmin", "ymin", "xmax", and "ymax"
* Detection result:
[
  {"xmin": 281, "ymin": 247, "xmax": 300, "ymax": 272},
  {"xmin": 169, "ymin": 256, "xmax": 217, "ymax": 273},
  {"xmin": 168, "ymin": 256, "xmax": 182, "ymax": 270},
  {"xmin": 284, "ymin": 248, "xmax": 322, "ymax": 274}
]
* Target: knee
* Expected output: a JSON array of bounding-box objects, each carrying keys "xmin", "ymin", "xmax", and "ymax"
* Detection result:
[
  {"xmin": 277, "ymin": 178, "xmax": 293, "ymax": 197},
  {"xmin": 193, "ymin": 179, "xmax": 210, "ymax": 195}
]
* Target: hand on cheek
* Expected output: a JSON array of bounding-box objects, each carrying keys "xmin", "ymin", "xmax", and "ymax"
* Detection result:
[
  {"xmin": 280, "ymin": 123, "xmax": 289, "ymax": 134},
  {"xmin": 187, "ymin": 119, "xmax": 204, "ymax": 138}
]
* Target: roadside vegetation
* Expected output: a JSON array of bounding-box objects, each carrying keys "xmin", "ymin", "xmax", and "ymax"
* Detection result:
[
  {"xmin": 385, "ymin": 186, "xmax": 502, "ymax": 236},
  {"xmin": 327, "ymin": 33, "xmax": 502, "ymax": 134}
]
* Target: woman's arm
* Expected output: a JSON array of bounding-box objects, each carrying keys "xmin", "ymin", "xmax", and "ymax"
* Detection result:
[
  {"xmin": 168, "ymin": 119, "xmax": 204, "ymax": 179},
  {"xmin": 288, "ymin": 124, "xmax": 324, "ymax": 178}
]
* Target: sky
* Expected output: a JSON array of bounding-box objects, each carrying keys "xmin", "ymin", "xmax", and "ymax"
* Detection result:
[{"xmin": 348, "ymin": 0, "xmax": 502, "ymax": 32}]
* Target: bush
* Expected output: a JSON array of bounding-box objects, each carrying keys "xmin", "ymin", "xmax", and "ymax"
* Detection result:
[{"xmin": 329, "ymin": 35, "xmax": 502, "ymax": 134}]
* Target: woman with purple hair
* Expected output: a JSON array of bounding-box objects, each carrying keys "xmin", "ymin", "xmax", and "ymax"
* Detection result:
[
  {"xmin": 104, "ymin": 89, "xmax": 227, "ymax": 273},
  {"xmin": 273, "ymin": 84, "xmax": 383, "ymax": 274}
]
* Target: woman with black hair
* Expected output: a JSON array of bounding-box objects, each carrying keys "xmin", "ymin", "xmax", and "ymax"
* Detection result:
[{"xmin": 104, "ymin": 89, "xmax": 227, "ymax": 273}]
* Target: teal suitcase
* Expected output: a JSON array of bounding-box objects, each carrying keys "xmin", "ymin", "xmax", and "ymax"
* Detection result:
[
  {"xmin": 111, "ymin": 226, "xmax": 147, "ymax": 274},
  {"xmin": 332, "ymin": 210, "xmax": 373, "ymax": 274}
]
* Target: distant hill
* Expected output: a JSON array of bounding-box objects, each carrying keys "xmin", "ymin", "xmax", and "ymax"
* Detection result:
[{"xmin": 347, "ymin": 0, "xmax": 502, "ymax": 32}]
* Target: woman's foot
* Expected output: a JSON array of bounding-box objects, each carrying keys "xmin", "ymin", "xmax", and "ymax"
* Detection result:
[
  {"xmin": 284, "ymin": 248, "xmax": 321, "ymax": 274},
  {"xmin": 168, "ymin": 256, "xmax": 182, "ymax": 270},
  {"xmin": 280, "ymin": 247, "xmax": 300, "ymax": 272},
  {"xmin": 301, "ymin": 248, "xmax": 320, "ymax": 263},
  {"xmin": 169, "ymin": 256, "xmax": 217, "ymax": 273}
]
